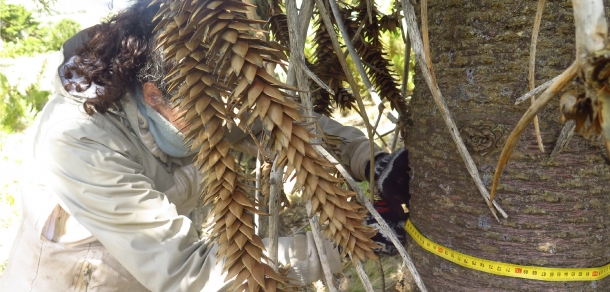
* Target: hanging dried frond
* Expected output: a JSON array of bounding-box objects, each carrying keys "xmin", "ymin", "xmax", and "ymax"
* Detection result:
[
  {"xmin": 232, "ymin": 71, "xmax": 381, "ymax": 262},
  {"xmin": 153, "ymin": 0, "xmax": 380, "ymax": 290},
  {"xmin": 268, "ymin": 14, "xmax": 290, "ymax": 49},
  {"xmin": 266, "ymin": 0, "xmax": 290, "ymax": 52},
  {"xmin": 223, "ymin": 28, "xmax": 380, "ymax": 264},
  {"xmin": 267, "ymin": 8, "xmax": 339, "ymax": 115},
  {"xmin": 152, "ymin": 0, "xmax": 294, "ymax": 291},
  {"xmin": 253, "ymin": 0, "xmax": 271, "ymax": 23},
  {"xmin": 351, "ymin": 1, "xmax": 382, "ymax": 46},
  {"xmin": 310, "ymin": 12, "xmax": 354, "ymax": 113},
  {"xmin": 379, "ymin": 12, "xmax": 401, "ymax": 34},
  {"xmin": 312, "ymin": 88, "xmax": 336, "ymax": 115},
  {"xmin": 344, "ymin": 3, "xmax": 408, "ymax": 115},
  {"xmin": 269, "ymin": 0, "xmax": 283, "ymax": 15},
  {"xmin": 334, "ymin": 87, "xmax": 356, "ymax": 111}
]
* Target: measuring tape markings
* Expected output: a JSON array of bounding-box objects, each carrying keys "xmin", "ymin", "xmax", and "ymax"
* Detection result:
[{"xmin": 405, "ymin": 219, "xmax": 610, "ymax": 281}]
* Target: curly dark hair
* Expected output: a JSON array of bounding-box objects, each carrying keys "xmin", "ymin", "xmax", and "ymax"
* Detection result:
[{"xmin": 63, "ymin": 0, "xmax": 161, "ymax": 115}]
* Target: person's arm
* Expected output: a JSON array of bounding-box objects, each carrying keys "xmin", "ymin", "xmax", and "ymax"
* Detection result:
[
  {"xmin": 38, "ymin": 118, "xmax": 231, "ymax": 292},
  {"xmin": 315, "ymin": 113, "xmax": 386, "ymax": 181},
  {"xmin": 225, "ymin": 113, "xmax": 386, "ymax": 181},
  {"xmin": 263, "ymin": 232, "xmax": 342, "ymax": 285},
  {"xmin": 39, "ymin": 116, "xmax": 343, "ymax": 291}
]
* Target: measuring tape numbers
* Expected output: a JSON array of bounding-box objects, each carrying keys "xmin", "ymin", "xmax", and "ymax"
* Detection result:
[{"xmin": 405, "ymin": 219, "xmax": 610, "ymax": 281}]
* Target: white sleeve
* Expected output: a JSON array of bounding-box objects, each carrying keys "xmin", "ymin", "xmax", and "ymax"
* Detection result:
[
  {"xmin": 263, "ymin": 232, "xmax": 342, "ymax": 285},
  {"xmin": 166, "ymin": 163, "xmax": 202, "ymax": 216},
  {"xmin": 38, "ymin": 119, "xmax": 231, "ymax": 292}
]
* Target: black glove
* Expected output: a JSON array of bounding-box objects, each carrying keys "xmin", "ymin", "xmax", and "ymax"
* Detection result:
[{"xmin": 365, "ymin": 148, "xmax": 411, "ymax": 222}]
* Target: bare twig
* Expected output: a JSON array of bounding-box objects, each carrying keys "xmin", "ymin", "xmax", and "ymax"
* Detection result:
[
  {"xmin": 286, "ymin": 0, "xmax": 315, "ymax": 87},
  {"xmin": 529, "ymin": 0, "xmax": 547, "ymax": 153},
  {"xmin": 255, "ymin": 153, "xmax": 262, "ymax": 235},
  {"xmin": 350, "ymin": 18, "xmax": 367, "ymax": 45},
  {"xmin": 306, "ymin": 202, "xmax": 339, "ymax": 292},
  {"xmin": 377, "ymin": 259, "xmax": 386, "ymax": 292},
  {"xmin": 490, "ymin": 61, "xmax": 578, "ymax": 204},
  {"xmin": 286, "ymin": 1, "xmax": 338, "ymax": 289},
  {"xmin": 268, "ymin": 158, "xmax": 283, "ymax": 271},
  {"xmin": 298, "ymin": 0, "xmax": 315, "ymax": 40},
  {"xmin": 421, "ymin": 0, "xmax": 434, "ymax": 80},
  {"xmin": 314, "ymin": 144, "xmax": 429, "ymax": 292},
  {"xmin": 315, "ymin": 0, "xmax": 377, "ymax": 210},
  {"xmin": 351, "ymin": 255, "xmax": 375, "ymax": 292},
  {"xmin": 373, "ymin": 106, "xmax": 384, "ymax": 134},
  {"xmin": 294, "ymin": 57, "xmax": 336, "ymax": 96},
  {"xmin": 514, "ymin": 76, "xmax": 557, "ymax": 105},
  {"xmin": 548, "ymin": 120, "xmax": 576, "ymax": 163},
  {"xmin": 401, "ymin": 0, "xmax": 507, "ymax": 219}
]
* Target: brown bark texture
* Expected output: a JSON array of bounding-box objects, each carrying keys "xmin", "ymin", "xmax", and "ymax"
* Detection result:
[{"xmin": 406, "ymin": 1, "xmax": 610, "ymax": 291}]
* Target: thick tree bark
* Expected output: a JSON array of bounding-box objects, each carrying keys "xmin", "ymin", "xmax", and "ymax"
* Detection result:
[{"xmin": 407, "ymin": 1, "xmax": 610, "ymax": 291}]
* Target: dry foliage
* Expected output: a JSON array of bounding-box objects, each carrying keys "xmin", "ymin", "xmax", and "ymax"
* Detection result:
[
  {"xmin": 152, "ymin": 0, "xmax": 381, "ymax": 290},
  {"xmin": 311, "ymin": 13, "xmax": 353, "ymax": 114}
]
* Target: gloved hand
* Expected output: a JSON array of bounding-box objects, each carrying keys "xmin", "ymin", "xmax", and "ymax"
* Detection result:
[
  {"xmin": 166, "ymin": 163, "xmax": 204, "ymax": 215},
  {"xmin": 365, "ymin": 148, "xmax": 411, "ymax": 222}
]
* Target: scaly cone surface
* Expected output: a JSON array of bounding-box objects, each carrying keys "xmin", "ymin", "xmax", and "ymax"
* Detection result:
[{"xmin": 153, "ymin": 1, "xmax": 380, "ymax": 291}]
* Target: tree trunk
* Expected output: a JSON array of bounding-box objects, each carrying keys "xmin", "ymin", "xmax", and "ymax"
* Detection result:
[{"xmin": 407, "ymin": 1, "xmax": 610, "ymax": 291}]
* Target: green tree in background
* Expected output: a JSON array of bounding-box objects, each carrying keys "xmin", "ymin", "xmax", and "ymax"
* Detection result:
[
  {"xmin": 0, "ymin": 3, "xmax": 81, "ymax": 57},
  {"xmin": 0, "ymin": 3, "xmax": 40, "ymax": 43},
  {"xmin": 0, "ymin": 67, "xmax": 50, "ymax": 133},
  {"xmin": 0, "ymin": 3, "xmax": 78, "ymax": 132}
]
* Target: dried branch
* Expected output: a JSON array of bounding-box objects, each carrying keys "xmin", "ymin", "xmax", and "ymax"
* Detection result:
[
  {"xmin": 548, "ymin": 120, "xmax": 576, "ymax": 163},
  {"xmin": 490, "ymin": 61, "xmax": 578, "ymax": 204},
  {"xmin": 529, "ymin": 0, "xmax": 547, "ymax": 152},
  {"xmin": 314, "ymin": 144, "xmax": 429, "ymax": 292},
  {"xmin": 255, "ymin": 153, "xmax": 263, "ymax": 235},
  {"xmin": 492, "ymin": 0, "xmax": 608, "ymax": 204},
  {"xmin": 286, "ymin": 0, "xmax": 339, "ymax": 290},
  {"xmin": 306, "ymin": 201, "xmax": 339, "ymax": 292},
  {"xmin": 314, "ymin": 0, "xmax": 377, "ymax": 208},
  {"xmin": 352, "ymin": 256, "xmax": 375, "ymax": 292},
  {"xmin": 345, "ymin": 3, "xmax": 407, "ymax": 117},
  {"xmin": 420, "ymin": 0, "xmax": 434, "ymax": 80},
  {"xmin": 401, "ymin": 0, "xmax": 507, "ymax": 219},
  {"xmin": 377, "ymin": 258, "xmax": 386, "ymax": 292},
  {"xmin": 514, "ymin": 76, "xmax": 557, "ymax": 105},
  {"xmin": 294, "ymin": 57, "xmax": 335, "ymax": 96},
  {"xmin": 286, "ymin": 0, "xmax": 315, "ymax": 87},
  {"xmin": 268, "ymin": 159, "xmax": 283, "ymax": 271},
  {"xmin": 572, "ymin": 0, "xmax": 610, "ymax": 153}
]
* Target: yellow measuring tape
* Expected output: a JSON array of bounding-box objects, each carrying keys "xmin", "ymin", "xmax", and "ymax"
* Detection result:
[{"xmin": 405, "ymin": 219, "xmax": 610, "ymax": 281}]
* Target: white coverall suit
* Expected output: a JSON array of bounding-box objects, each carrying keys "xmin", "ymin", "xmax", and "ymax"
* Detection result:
[{"xmin": 0, "ymin": 34, "xmax": 383, "ymax": 292}]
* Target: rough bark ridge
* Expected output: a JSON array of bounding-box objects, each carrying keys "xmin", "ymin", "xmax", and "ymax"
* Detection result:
[{"xmin": 407, "ymin": 1, "xmax": 610, "ymax": 291}]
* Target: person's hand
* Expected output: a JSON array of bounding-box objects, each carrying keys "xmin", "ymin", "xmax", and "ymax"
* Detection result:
[{"xmin": 366, "ymin": 148, "xmax": 411, "ymax": 221}]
